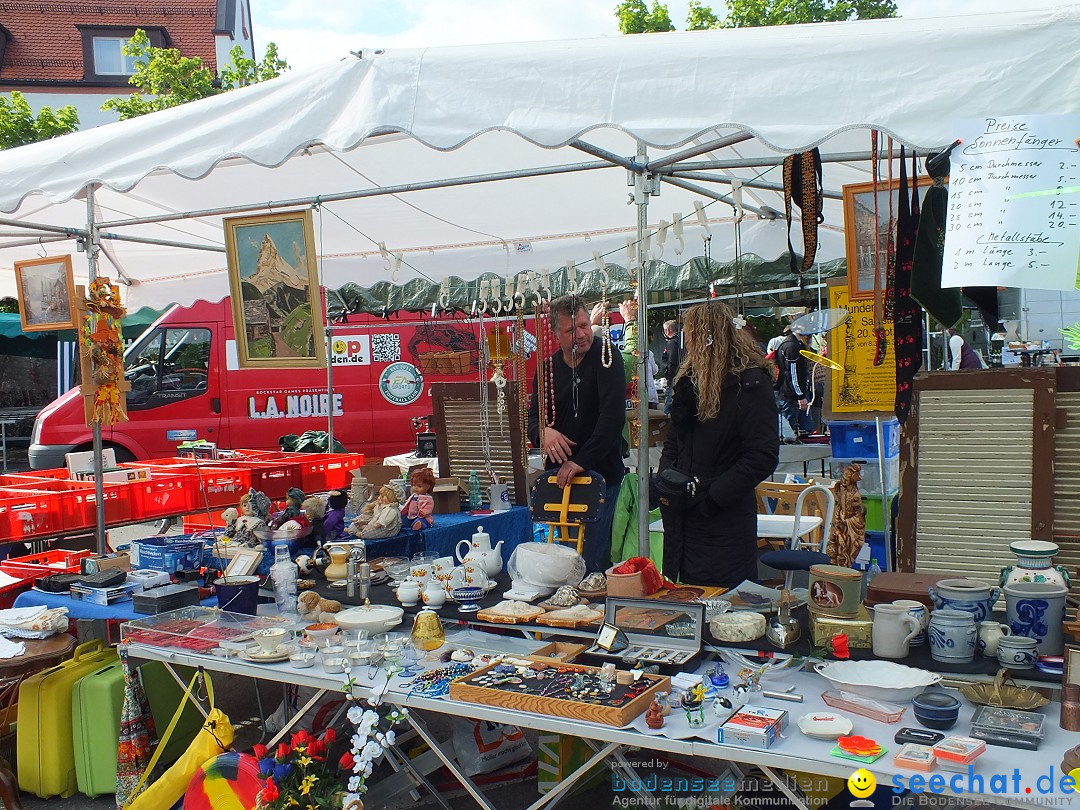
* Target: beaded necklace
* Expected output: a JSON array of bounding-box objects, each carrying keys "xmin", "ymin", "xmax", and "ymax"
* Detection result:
[
  {"xmin": 514, "ymin": 299, "xmax": 529, "ymax": 470},
  {"xmin": 406, "ymin": 662, "xmax": 476, "ymax": 698}
]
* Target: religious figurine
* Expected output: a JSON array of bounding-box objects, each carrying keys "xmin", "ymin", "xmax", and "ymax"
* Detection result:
[
  {"xmin": 402, "ymin": 468, "xmax": 436, "ymax": 531},
  {"xmin": 360, "ymin": 485, "xmax": 403, "ymax": 540},
  {"xmin": 234, "ymin": 489, "xmax": 272, "ymax": 547},
  {"xmin": 271, "ymin": 487, "xmax": 307, "ymax": 529},
  {"xmin": 827, "ymin": 464, "xmax": 866, "ymax": 568},
  {"xmin": 645, "ymin": 698, "xmax": 665, "ymax": 729}
]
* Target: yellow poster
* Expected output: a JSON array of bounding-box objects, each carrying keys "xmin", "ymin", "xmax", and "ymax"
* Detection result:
[{"xmin": 828, "ymin": 284, "xmax": 896, "ymax": 414}]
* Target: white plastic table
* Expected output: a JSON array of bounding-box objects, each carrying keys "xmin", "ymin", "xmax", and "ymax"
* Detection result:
[{"xmin": 650, "ymin": 514, "xmax": 824, "ymax": 541}]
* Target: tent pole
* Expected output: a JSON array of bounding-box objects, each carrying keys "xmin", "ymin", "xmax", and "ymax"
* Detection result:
[
  {"xmin": 645, "ymin": 133, "xmax": 754, "ymax": 172},
  {"xmin": 666, "ymin": 171, "xmax": 844, "ymax": 201},
  {"xmin": 634, "ymin": 143, "xmax": 651, "ymax": 560},
  {"xmin": 658, "ymin": 176, "xmax": 777, "ymax": 219},
  {"xmin": 86, "ymin": 185, "xmax": 107, "ymax": 556}
]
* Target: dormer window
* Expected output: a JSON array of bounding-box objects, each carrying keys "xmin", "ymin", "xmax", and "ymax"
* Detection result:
[
  {"xmin": 91, "ymin": 37, "xmax": 138, "ymax": 75},
  {"xmin": 78, "ymin": 26, "xmax": 169, "ymax": 84}
]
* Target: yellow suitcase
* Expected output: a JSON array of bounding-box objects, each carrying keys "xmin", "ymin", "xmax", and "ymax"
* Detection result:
[{"xmin": 17, "ymin": 638, "xmax": 117, "ymax": 798}]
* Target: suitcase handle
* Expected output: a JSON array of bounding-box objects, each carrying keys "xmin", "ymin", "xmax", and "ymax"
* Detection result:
[{"xmin": 71, "ymin": 639, "xmax": 105, "ymax": 661}]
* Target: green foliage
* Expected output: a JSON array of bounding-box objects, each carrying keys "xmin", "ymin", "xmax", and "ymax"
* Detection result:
[
  {"xmin": 721, "ymin": 0, "xmax": 898, "ymax": 27},
  {"xmin": 686, "ymin": 0, "xmax": 721, "ymax": 30},
  {"xmin": 102, "ymin": 29, "xmax": 289, "ymax": 120},
  {"xmin": 615, "ymin": 0, "xmax": 675, "ymax": 33},
  {"xmin": 0, "ymin": 91, "xmax": 79, "ymax": 149}
]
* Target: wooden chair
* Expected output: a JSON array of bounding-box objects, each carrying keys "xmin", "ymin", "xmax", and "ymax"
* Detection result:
[{"xmin": 755, "ymin": 481, "xmax": 832, "ymax": 550}]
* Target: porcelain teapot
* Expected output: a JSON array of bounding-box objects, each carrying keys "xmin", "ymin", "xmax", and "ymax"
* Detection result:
[{"xmin": 456, "ymin": 525, "xmax": 504, "ymax": 577}]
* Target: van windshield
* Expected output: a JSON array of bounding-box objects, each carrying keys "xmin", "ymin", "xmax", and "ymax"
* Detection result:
[{"xmin": 125, "ymin": 327, "xmax": 211, "ymax": 408}]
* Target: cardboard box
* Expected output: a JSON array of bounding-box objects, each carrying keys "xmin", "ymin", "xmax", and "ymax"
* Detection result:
[
  {"xmin": 81, "ymin": 551, "xmax": 132, "ymax": 575},
  {"xmin": 66, "ymin": 448, "xmax": 116, "ymax": 475},
  {"xmin": 69, "ymin": 582, "xmax": 139, "ymax": 606},
  {"xmin": 719, "ymin": 705, "xmax": 789, "ymax": 749},
  {"xmin": 432, "ymin": 477, "xmax": 463, "ymax": 514},
  {"xmin": 73, "ymin": 466, "xmax": 151, "ymax": 484},
  {"xmin": 357, "ymin": 464, "xmax": 402, "ymax": 489}
]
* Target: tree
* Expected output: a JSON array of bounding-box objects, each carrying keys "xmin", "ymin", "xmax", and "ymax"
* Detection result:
[
  {"xmin": 686, "ymin": 0, "xmax": 721, "ymax": 30},
  {"xmin": 721, "ymin": 0, "xmax": 897, "ymax": 27},
  {"xmin": 102, "ymin": 29, "xmax": 289, "ymax": 120},
  {"xmin": 615, "ymin": 0, "xmax": 675, "ymax": 34},
  {"xmin": 0, "ymin": 91, "xmax": 79, "ymax": 150}
]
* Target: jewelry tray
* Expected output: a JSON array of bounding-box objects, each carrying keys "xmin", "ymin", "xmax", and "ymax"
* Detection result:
[
  {"xmin": 448, "ymin": 659, "xmax": 671, "ymax": 727},
  {"xmin": 582, "ymin": 596, "xmax": 704, "ymax": 673}
]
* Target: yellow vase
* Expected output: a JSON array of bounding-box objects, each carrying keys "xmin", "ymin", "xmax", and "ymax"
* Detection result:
[
  {"xmin": 325, "ymin": 547, "xmax": 349, "ymax": 581},
  {"xmin": 410, "ymin": 608, "xmax": 445, "ymax": 651}
]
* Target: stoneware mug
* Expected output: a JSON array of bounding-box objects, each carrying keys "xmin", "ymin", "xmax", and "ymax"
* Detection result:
[
  {"xmin": 891, "ymin": 599, "xmax": 929, "ymax": 646},
  {"xmin": 872, "ymin": 603, "xmax": 922, "ymax": 659},
  {"xmin": 996, "ymin": 635, "xmax": 1038, "ymax": 670}
]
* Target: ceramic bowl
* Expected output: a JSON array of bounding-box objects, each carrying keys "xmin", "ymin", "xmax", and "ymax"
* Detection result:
[
  {"xmin": 814, "ymin": 660, "xmax": 942, "ymax": 703},
  {"xmin": 912, "ymin": 690, "xmax": 961, "ymax": 730},
  {"xmin": 334, "ymin": 604, "xmax": 404, "ymax": 634},
  {"xmin": 252, "ymin": 627, "xmax": 289, "ymax": 653},
  {"xmin": 304, "ymin": 623, "xmax": 341, "ymax": 642}
]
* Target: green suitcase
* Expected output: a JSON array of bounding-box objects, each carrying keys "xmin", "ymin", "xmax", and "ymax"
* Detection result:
[
  {"xmin": 140, "ymin": 661, "xmax": 204, "ymax": 766},
  {"xmin": 73, "ymin": 660, "xmax": 125, "ymax": 798},
  {"xmin": 17, "ymin": 639, "xmax": 117, "ymax": 798}
]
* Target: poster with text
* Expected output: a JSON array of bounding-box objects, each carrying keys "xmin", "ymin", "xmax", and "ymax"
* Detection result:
[
  {"xmin": 828, "ymin": 284, "xmax": 896, "ymax": 416},
  {"xmin": 942, "ymin": 114, "xmax": 1080, "ymax": 291}
]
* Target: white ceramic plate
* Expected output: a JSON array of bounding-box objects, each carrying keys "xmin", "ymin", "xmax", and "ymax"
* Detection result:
[
  {"xmin": 724, "ymin": 581, "xmax": 808, "ymax": 613},
  {"xmin": 815, "ymin": 660, "xmax": 941, "ymax": 703},
  {"xmin": 241, "ymin": 643, "xmax": 299, "ymax": 663},
  {"xmin": 797, "ymin": 711, "xmax": 853, "ymax": 740}
]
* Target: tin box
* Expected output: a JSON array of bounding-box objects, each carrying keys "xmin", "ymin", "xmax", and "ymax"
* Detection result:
[
  {"xmin": 808, "ymin": 565, "xmax": 862, "ymax": 617},
  {"xmin": 808, "ymin": 604, "xmax": 873, "ymax": 648},
  {"xmin": 719, "ymin": 705, "xmax": 788, "ymax": 749}
]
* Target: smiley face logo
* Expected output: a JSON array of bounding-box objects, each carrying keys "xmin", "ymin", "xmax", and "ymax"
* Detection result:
[
  {"xmin": 332, "ymin": 339, "xmax": 347, "ymax": 355},
  {"xmin": 848, "ymin": 768, "xmax": 876, "ymax": 798}
]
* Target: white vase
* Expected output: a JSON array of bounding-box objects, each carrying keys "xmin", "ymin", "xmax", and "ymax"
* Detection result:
[{"xmin": 1000, "ymin": 540, "xmax": 1071, "ymax": 590}]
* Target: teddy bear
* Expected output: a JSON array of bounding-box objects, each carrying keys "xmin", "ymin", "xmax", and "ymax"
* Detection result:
[
  {"xmin": 297, "ymin": 590, "xmax": 343, "ymax": 625},
  {"xmin": 221, "ymin": 507, "xmax": 239, "ymax": 540}
]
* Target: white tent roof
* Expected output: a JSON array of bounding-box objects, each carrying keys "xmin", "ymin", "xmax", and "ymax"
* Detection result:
[{"xmin": 0, "ymin": 6, "xmax": 1077, "ymax": 309}]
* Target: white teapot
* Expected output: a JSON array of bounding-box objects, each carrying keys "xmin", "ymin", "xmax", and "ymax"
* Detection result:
[{"xmin": 456, "ymin": 526, "xmax": 504, "ymax": 577}]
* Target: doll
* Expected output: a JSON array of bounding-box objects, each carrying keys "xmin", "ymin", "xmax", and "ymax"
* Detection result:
[
  {"xmin": 360, "ymin": 485, "xmax": 403, "ymax": 540},
  {"xmin": 221, "ymin": 507, "xmax": 239, "ymax": 540},
  {"xmin": 402, "ymin": 468, "xmax": 436, "ymax": 531},
  {"xmin": 235, "ymin": 488, "xmax": 272, "ymax": 547},
  {"xmin": 272, "ymin": 487, "xmax": 307, "ymax": 529},
  {"xmin": 302, "ymin": 496, "xmax": 326, "ymax": 544},
  {"xmin": 322, "ymin": 490, "xmax": 347, "ymax": 545},
  {"xmin": 346, "ymin": 494, "xmax": 378, "ymax": 537}
]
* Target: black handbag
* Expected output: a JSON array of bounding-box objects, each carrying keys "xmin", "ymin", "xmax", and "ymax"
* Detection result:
[{"xmin": 651, "ymin": 468, "xmax": 702, "ymax": 510}]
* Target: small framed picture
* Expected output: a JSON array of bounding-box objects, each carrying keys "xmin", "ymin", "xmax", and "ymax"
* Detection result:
[
  {"xmin": 225, "ymin": 548, "xmax": 263, "ymax": 578},
  {"xmin": 1066, "ymin": 643, "xmax": 1080, "ymax": 687},
  {"xmin": 14, "ymin": 255, "xmax": 77, "ymax": 332},
  {"xmin": 596, "ymin": 622, "xmax": 628, "ymax": 652}
]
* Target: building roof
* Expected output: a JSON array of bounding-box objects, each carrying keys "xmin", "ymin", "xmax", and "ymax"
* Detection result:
[{"xmin": 0, "ymin": 1, "xmax": 220, "ymax": 84}]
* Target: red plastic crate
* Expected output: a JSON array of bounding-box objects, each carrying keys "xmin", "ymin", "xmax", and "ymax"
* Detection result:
[
  {"xmin": 0, "ymin": 548, "xmax": 92, "ymax": 578},
  {"xmin": 295, "ymin": 452, "xmax": 365, "ymax": 492},
  {"xmin": 131, "ymin": 472, "xmax": 196, "ymax": 521},
  {"xmin": 225, "ymin": 459, "xmax": 301, "ymax": 499},
  {"xmin": 130, "ymin": 462, "xmax": 251, "ymax": 510},
  {"xmin": 0, "ymin": 488, "xmax": 65, "ymax": 541},
  {"xmin": 11, "ymin": 478, "xmax": 133, "ymax": 531}
]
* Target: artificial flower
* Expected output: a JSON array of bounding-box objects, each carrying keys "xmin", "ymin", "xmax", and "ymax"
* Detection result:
[
  {"xmin": 253, "ymin": 743, "xmax": 268, "ymax": 759},
  {"xmin": 258, "ymin": 757, "xmax": 276, "ymax": 777},
  {"xmin": 299, "ymin": 774, "xmax": 318, "ymax": 796},
  {"xmin": 259, "ymin": 777, "xmax": 279, "ymax": 803},
  {"xmin": 298, "ymin": 755, "xmax": 313, "ymax": 768},
  {"xmin": 276, "ymin": 742, "xmax": 291, "ymax": 761},
  {"xmin": 321, "ymin": 728, "xmax": 337, "ymax": 744},
  {"xmin": 339, "ymin": 751, "xmax": 355, "ymax": 771}
]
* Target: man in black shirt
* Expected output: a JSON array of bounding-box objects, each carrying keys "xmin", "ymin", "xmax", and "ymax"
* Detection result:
[
  {"xmin": 661, "ymin": 319, "xmax": 681, "ymax": 413},
  {"xmin": 776, "ymin": 325, "xmax": 814, "ymax": 439},
  {"xmin": 528, "ymin": 295, "xmax": 626, "ymax": 574}
]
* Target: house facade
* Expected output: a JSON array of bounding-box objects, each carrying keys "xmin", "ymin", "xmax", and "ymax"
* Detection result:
[{"xmin": 0, "ymin": 0, "xmax": 254, "ymax": 128}]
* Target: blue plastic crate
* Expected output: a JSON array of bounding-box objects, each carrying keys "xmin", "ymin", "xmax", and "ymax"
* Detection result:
[
  {"xmin": 828, "ymin": 419, "xmax": 900, "ymax": 459},
  {"xmin": 132, "ymin": 534, "xmax": 205, "ymax": 572}
]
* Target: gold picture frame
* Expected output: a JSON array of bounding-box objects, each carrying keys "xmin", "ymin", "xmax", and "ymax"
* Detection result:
[
  {"xmin": 1066, "ymin": 643, "xmax": 1080, "ymax": 687},
  {"xmin": 842, "ymin": 177, "xmax": 930, "ymax": 300},
  {"xmin": 13, "ymin": 254, "xmax": 77, "ymax": 332},
  {"xmin": 224, "ymin": 210, "xmax": 326, "ymax": 369}
]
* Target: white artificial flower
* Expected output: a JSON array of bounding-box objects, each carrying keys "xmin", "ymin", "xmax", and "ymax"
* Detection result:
[
  {"xmin": 384, "ymin": 729, "xmax": 396, "ymax": 746},
  {"xmin": 348, "ymin": 777, "xmax": 362, "ymax": 792},
  {"xmin": 347, "ymin": 706, "xmax": 365, "ymax": 724},
  {"xmin": 361, "ymin": 740, "xmax": 383, "ymax": 762},
  {"xmin": 363, "ymin": 763, "xmax": 373, "ymax": 778}
]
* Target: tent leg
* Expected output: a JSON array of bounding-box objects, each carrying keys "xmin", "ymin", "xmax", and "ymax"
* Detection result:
[
  {"xmin": 634, "ymin": 143, "xmax": 652, "ymax": 560},
  {"xmin": 86, "ymin": 185, "xmax": 107, "ymax": 556}
]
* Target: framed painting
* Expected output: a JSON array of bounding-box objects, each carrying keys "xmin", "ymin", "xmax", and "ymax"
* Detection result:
[
  {"xmin": 1067, "ymin": 643, "xmax": 1080, "ymax": 688},
  {"xmin": 842, "ymin": 177, "xmax": 930, "ymax": 300},
  {"xmin": 14, "ymin": 255, "xmax": 77, "ymax": 332},
  {"xmin": 224, "ymin": 210, "xmax": 326, "ymax": 369}
]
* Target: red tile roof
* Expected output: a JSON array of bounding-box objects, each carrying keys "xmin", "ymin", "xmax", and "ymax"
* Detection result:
[{"xmin": 0, "ymin": 1, "xmax": 220, "ymax": 83}]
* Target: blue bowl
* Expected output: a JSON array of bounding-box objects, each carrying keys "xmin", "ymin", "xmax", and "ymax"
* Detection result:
[{"xmin": 912, "ymin": 690, "xmax": 960, "ymax": 730}]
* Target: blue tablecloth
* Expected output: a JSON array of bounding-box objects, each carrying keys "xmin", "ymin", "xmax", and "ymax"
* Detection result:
[
  {"xmin": 14, "ymin": 588, "xmax": 218, "ymax": 621},
  {"xmin": 364, "ymin": 506, "xmax": 533, "ymax": 562}
]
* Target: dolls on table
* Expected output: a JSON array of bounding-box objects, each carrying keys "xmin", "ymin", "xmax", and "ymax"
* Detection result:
[
  {"xmin": 221, "ymin": 507, "xmax": 239, "ymax": 540},
  {"xmin": 360, "ymin": 485, "xmax": 403, "ymax": 540},
  {"xmin": 302, "ymin": 496, "xmax": 326, "ymax": 544},
  {"xmin": 402, "ymin": 468, "xmax": 436, "ymax": 531}
]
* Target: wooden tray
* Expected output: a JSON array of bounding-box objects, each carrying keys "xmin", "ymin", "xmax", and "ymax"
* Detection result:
[
  {"xmin": 449, "ymin": 660, "xmax": 670, "ymax": 727},
  {"xmin": 649, "ymin": 585, "xmax": 728, "ymax": 600},
  {"xmin": 476, "ymin": 606, "xmax": 546, "ymax": 624},
  {"xmin": 529, "ymin": 641, "xmax": 586, "ymax": 664},
  {"xmin": 535, "ymin": 607, "xmax": 604, "ymax": 628}
]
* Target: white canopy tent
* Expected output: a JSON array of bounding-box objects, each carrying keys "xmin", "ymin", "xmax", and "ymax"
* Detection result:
[{"xmin": 0, "ymin": 5, "xmax": 1077, "ymax": 552}]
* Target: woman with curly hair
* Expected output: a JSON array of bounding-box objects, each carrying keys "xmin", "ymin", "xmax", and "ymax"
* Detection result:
[{"xmin": 659, "ymin": 302, "xmax": 779, "ymax": 587}]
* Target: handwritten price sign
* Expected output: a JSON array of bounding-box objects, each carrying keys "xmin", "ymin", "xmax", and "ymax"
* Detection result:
[{"xmin": 942, "ymin": 114, "xmax": 1080, "ymax": 291}]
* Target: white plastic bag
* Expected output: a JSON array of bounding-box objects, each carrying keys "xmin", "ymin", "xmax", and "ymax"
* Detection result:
[{"xmin": 451, "ymin": 718, "xmax": 532, "ymax": 776}]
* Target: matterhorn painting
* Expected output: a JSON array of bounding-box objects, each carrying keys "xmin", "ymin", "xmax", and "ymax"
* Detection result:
[{"xmin": 224, "ymin": 211, "xmax": 326, "ymax": 369}]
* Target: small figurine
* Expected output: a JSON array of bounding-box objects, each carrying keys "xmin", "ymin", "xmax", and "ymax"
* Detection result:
[
  {"xmin": 402, "ymin": 468, "xmax": 436, "ymax": 531},
  {"xmin": 272, "ymin": 487, "xmax": 307, "ymax": 529},
  {"xmin": 322, "ymin": 490, "xmax": 348, "ymax": 544},
  {"xmin": 707, "ymin": 664, "xmax": 729, "ymax": 689},
  {"xmin": 297, "ymin": 591, "xmax": 343, "ymax": 624},
  {"xmin": 681, "ymin": 683, "xmax": 706, "ymax": 728},
  {"xmin": 712, "ymin": 695, "xmax": 734, "ymax": 719},
  {"xmin": 221, "ymin": 507, "xmax": 239, "ymax": 540},
  {"xmin": 359, "ymin": 485, "xmax": 403, "ymax": 540},
  {"xmin": 645, "ymin": 698, "xmax": 665, "ymax": 729}
]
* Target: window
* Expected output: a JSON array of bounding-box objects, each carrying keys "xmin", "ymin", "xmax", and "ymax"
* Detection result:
[
  {"xmin": 125, "ymin": 327, "xmax": 211, "ymax": 409},
  {"xmin": 92, "ymin": 37, "xmax": 138, "ymax": 76}
]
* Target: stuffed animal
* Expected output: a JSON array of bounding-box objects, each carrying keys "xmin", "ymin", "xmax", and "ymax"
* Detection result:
[
  {"xmin": 303, "ymin": 496, "xmax": 327, "ymax": 544},
  {"xmin": 221, "ymin": 507, "xmax": 239, "ymax": 539},
  {"xmin": 322, "ymin": 490, "xmax": 347, "ymax": 544},
  {"xmin": 297, "ymin": 590, "xmax": 342, "ymax": 624}
]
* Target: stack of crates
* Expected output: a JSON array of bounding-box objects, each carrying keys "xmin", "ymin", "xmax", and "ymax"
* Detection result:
[{"xmin": 827, "ymin": 418, "xmax": 900, "ymax": 497}]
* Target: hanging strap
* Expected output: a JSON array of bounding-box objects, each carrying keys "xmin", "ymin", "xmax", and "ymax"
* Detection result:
[
  {"xmin": 122, "ymin": 670, "xmax": 215, "ymax": 809},
  {"xmin": 784, "ymin": 149, "xmax": 824, "ymax": 281}
]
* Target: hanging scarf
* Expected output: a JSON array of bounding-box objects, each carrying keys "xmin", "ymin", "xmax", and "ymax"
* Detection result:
[
  {"xmin": 911, "ymin": 153, "xmax": 961, "ymax": 329},
  {"xmin": 871, "ymin": 132, "xmax": 887, "ymax": 367},
  {"xmin": 783, "ymin": 148, "xmax": 824, "ymax": 281},
  {"xmin": 115, "ymin": 647, "xmax": 158, "ymax": 808},
  {"xmin": 893, "ymin": 147, "xmax": 923, "ymax": 425}
]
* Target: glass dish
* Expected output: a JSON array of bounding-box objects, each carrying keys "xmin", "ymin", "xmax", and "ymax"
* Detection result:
[
  {"xmin": 665, "ymin": 620, "xmax": 696, "ymax": 637},
  {"xmin": 821, "ymin": 690, "xmax": 906, "ymax": 724}
]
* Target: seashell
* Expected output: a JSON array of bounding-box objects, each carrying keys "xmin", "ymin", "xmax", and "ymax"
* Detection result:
[
  {"xmin": 549, "ymin": 586, "xmax": 581, "ymax": 606},
  {"xmin": 580, "ymin": 573, "xmax": 607, "ymax": 591}
]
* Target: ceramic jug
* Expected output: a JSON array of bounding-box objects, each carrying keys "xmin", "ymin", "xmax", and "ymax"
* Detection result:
[
  {"xmin": 396, "ymin": 579, "xmax": 421, "ymax": 607},
  {"xmin": 421, "ymin": 580, "xmax": 446, "ymax": 608},
  {"xmin": 1000, "ymin": 540, "xmax": 1071, "ymax": 590},
  {"xmin": 891, "ymin": 599, "xmax": 929, "ymax": 646},
  {"xmin": 1004, "ymin": 580, "xmax": 1068, "ymax": 655},
  {"xmin": 929, "ymin": 608, "xmax": 977, "ymax": 664},
  {"xmin": 976, "ymin": 621, "xmax": 1010, "ymax": 657},
  {"xmin": 872, "ymin": 603, "xmax": 921, "ymax": 659},
  {"xmin": 928, "ymin": 578, "xmax": 1000, "ymax": 623}
]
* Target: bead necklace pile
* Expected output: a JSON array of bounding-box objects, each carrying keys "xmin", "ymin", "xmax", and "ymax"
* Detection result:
[
  {"xmin": 405, "ymin": 662, "xmax": 476, "ymax": 698},
  {"xmin": 465, "ymin": 662, "xmax": 655, "ymax": 708}
]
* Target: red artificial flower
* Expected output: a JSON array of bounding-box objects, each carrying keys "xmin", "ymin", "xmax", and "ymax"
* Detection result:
[
  {"xmin": 259, "ymin": 776, "xmax": 279, "ymax": 803},
  {"xmin": 253, "ymin": 743, "xmax": 268, "ymax": 760},
  {"xmin": 291, "ymin": 729, "xmax": 311, "ymax": 748},
  {"xmin": 830, "ymin": 633, "xmax": 851, "ymax": 659},
  {"xmin": 276, "ymin": 742, "xmax": 291, "ymax": 761},
  {"xmin": 308, "ymin": 739, "xmax": 325, "ymax": 758},
  {"xmin": 321, "ymin": 728, "xmax": 337, "ymax": 745},
  {"xmin": 339, "ymin": 751, "xmax": 355, "ymax": 771}
]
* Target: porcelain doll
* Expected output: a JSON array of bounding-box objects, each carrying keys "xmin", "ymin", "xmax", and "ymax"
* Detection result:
[
  {"xmin": 221, "ymin": 507, "xmax": 239, "ymax": 540},
  {"xmin": 402, "ymin": 468, "xmax": 436, "ymax": 531},
  {"xmin": 234, "ymin": 488, "xmax": 272, "ymax": 547},
  {"xmin": 360, "ymin": 485, "xmax": 403, "ymax": 540},
  {"xmin": 271, "ymin": 487, "xmax": 307, "ymax": 529}
]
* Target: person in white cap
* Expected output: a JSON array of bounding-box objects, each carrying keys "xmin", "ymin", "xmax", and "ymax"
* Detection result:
[{"xmin": 775, "ymin": 322, "xmax": 814, "ymax": 440}]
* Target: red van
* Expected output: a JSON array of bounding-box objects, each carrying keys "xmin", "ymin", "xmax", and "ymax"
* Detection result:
[{"xmin": 30, "ymin": 299, "xmax": 534, "ymax": 468}]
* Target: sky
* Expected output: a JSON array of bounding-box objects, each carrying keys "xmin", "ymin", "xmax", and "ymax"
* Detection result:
[{"xmin": 249, "ymin": 0, "xmax": 1041, "ymax": 69}]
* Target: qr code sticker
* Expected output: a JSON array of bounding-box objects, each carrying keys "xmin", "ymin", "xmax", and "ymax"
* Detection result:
[{"xmin": 372, "ymin": 333, "xmax": 401, "ymax": 363}]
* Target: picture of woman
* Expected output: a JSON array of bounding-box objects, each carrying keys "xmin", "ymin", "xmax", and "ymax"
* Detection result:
[{"xmin": 659, "ymin": 302, "xmax": 779, "ymax": 588}]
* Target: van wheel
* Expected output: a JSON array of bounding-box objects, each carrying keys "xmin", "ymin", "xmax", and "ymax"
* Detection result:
[{"xmin": 105, "ymin": 444, "xmax": 137, "ymax": 464}]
